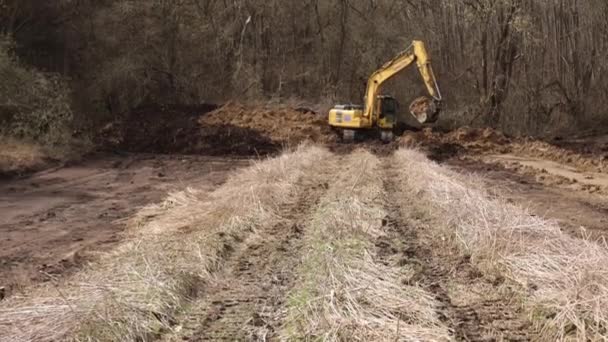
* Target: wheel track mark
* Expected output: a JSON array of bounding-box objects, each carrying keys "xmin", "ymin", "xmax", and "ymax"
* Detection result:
[
  {"xmin": 380, "ymin": 158, "xmax": 535, "ymax": 342},
  {"xmin": 166, "ymin": 169, "xmax": 332, "ymax": 341}
]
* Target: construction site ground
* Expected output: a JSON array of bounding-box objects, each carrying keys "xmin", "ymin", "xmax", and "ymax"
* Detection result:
[
  {"xmin": 0, "ymin": 153, "xmax": 250, "ymax": 298},
  {"xmin": 1, "ymin": 104, "xmax": 608, "ymax": 340}
]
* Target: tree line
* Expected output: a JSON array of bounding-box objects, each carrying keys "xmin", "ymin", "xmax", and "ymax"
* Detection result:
[{"xmin": 1, "ymin": 0, "xmax": 607, "ymax": 138}]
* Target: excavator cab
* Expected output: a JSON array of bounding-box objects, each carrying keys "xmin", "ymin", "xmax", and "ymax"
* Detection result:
[{"xmin": 377, "ymin": 95, "xmax": 399, "ymax": 130}]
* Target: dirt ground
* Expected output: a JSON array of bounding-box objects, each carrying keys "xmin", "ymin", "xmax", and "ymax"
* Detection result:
[
  {"xmin": 3, "ymin": 104, "xmax": 608, "ymax": 340},
  {"xmin": 98, "ymin": 103, "xmax": 333, "ymax": 156},
  {"xmin": 449, "ymin": 158, "xmax": 608, "ymax": 241},
  {"xmin": 0, "ymin": 153, "xmax": 249, "ymax": 298},
  {"xmin": 403, "ymin": 127, "xmax": 608, "ymax": 242},
  {"xmin": 1, "ymin": 102, "xmax": 331, "ymax": 299},
  {"xmin": 5, "ymin": 112, "xmax": 608, "ymax": 295}
]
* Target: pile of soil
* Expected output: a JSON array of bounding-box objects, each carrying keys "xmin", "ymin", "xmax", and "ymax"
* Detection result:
[
  {"xmin": 408, "ymin": 96, "xmax": 440, "ymax": 124},
  {"xmin": 445, "ymin": 127, "xmax": 511, "ymax": 146},
  {"xmin": 98, "ymin": 103, "xmax": 334, "ymax": 156},
  {"xmin": 399, "ymin": 126, "xmax": 608, "ymax": 174},
  {"xmin": 512, "ymin": 139, "xmax": 608, "ymax": 173},
  {"xmin": 200, "ymin": 103, "xmax": 334, "ymax": 145},
  {"xmin": 399, "ymin": 127, "xmax": 511, "ymax": 161},
  {"xmin": 98, "ymin": 104, "xmax": 217, "ymax": 153}
]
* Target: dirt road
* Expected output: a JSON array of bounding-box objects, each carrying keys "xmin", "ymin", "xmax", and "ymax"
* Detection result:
[
  {"xmin": 0, "ymin": 153, "xmax": 249, "ymax": 297},
  {"xmin": 448, "ymin": 156, "xmax": 608, "ymax": 242}
]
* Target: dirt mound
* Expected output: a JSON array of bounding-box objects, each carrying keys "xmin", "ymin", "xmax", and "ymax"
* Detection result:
[
  {"xmin": 398, "ymin": 125, "xmax": 608, "ymax": 174},
  {"xmin": 98, "ymin": 103, "xmax": 334, "ymax": 156},
  {"xmin": 445, "ymin": 127, "xmax": 510, "ymax": 145},
  {"xmin": 512, "ymin": 139, "xmax": 608, "ymax": 173},
  {"xmin": 200, "ymin": 103, "xmax": 334, "ymax": 145},
  {"xmin": 98, "ymin": 104, "xmax": 217, "ymax": 153},
  {"xmin": 399, "ymin": 127, "xmax": 510, "ymax": 153}
]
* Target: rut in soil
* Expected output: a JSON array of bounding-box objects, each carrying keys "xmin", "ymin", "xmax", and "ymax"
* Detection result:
[
  {"xmin": 167, "ymin": 171, "xmax": 331, "ymax": 341},
  {"xmin": 380, "ymin": 158, "xmax": 536, "ymax": 341}
]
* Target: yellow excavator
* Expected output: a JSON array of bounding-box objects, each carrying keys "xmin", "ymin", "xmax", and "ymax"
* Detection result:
[{"xmin": 328, "ymin": 40, "xmax": 442, "ymax": 142}]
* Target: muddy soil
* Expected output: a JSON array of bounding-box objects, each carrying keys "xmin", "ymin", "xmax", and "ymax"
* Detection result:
[
  {"xmin": 550, "ymin": 133, "xmax": 608, "ymax": 159},
  {"xmin": 487, "ymin": 154, "xmax": 608, "ymax": 189},
  {"xmin": 0, "ymin": 153, "xmax": 249, "ymax": 297},
  {"xmin": 3, "ymin": 141, "xmax": 605, "ymax": 340}
]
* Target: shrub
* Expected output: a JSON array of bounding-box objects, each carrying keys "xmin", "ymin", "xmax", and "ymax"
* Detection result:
[{"xmin": 0, "ymin": 36, "xmax": 73, "ymax": 145}]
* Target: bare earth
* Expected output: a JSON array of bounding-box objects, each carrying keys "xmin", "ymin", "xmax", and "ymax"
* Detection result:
[
  {"xmin": 449, "ymin": 156, "xmax": 608, "ymax": 242},
  {"xmin": 0, "ymin": 153, "xmax": 249, "ymax": 297},
  {"xmin": 2, "ymin": 144, "xmax": 607, "ymax": 298},
  {"xmin": 2, "ymin": 126, "xmax": 608, "ymax": 340}
]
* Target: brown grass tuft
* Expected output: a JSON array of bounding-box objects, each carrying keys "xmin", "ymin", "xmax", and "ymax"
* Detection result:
[
  {"xmin": 0, "ymin": 144, "xmax": 331, "ymax": 342},
  {"xmin": 283, "ymin": 150, "xmax": 451, "ymax": 341},
  {"xmin": 394, "ymin": 148, "xmax": 608, "ymax": 340},
  {"xmin": 0, "ymin": 137, "xmax": 48, "ymax": 175}
]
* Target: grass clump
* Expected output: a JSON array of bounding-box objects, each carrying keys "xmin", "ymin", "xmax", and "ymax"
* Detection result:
[
  {"xmin": 283, "ymin": 150, "xmax": 450, "ymax": 341},
  {"xmin": 394, "ymin": 148, "xmax": 608, "ymax": 340},
  {"xmin": 0, "ymin": 145, "xmax": 331, "ymax": 342}
]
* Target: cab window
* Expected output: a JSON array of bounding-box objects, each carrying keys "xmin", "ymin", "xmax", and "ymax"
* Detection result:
[{"xmin": 382, "ymin": 99, "xmax": 396, "ymax": 115}]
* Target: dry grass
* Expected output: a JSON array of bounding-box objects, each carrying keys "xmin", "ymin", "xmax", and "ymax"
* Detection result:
[
  {"xmin": 0, "ymin": 137, "xmax": 48, "ymax": 175},
  {"xmin": 394, "ymin": 148, "xmax": 608, "ymax": 340},
  {"xmin": 0, "ymin": 144, "xmax": 331, "ymax": 342},
  {"xmin": 283, "ymin": 150, "xmax": 450, "ymax": 341}
]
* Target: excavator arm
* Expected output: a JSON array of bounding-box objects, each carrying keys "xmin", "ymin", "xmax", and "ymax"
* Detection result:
[{"xmin": 363, "ymin": 40, "xmax": 442, "ymax": 124}]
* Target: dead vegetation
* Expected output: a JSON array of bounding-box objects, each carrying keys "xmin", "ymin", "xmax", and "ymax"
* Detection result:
[
  {"xmin": 7, "ymin": 1, "xmax": 608, "ymax": 137},
  {"xmin": 0, "ymin": 138, "xmax": 48, "ymax": 177},
  {"xmin": 394, "ymin": 148, "xmax": 608, "ymax": 340},
  {"xmin": 283, "ymin": 150, "xmax": 450, "ymax": 341},
  {"xmin": 3, "ymin": 141, "xmax": 608, "ymax": 341},
  {"xmin": 157, "ymin": 144, "xmax": 337, "ymax": 341},
  {"xmin": 0, "ymin": 145, "xmax": 330, "ymax": 342},
  {"xmin": 1, "ymin": 35, "xmax": 75, "ymax": 173}
]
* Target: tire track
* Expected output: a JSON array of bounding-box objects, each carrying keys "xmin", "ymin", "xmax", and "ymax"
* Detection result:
[
  {"xmin": 380, "ymin": 158, "xmax": 536, "ymax": 342},
  {"xmin": 165, "ymin": 166, "xmax": 332, "ymax": 341}
]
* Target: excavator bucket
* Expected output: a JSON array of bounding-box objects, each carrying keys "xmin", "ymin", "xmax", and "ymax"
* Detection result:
[{"xmin": 409, "ymin": 96, "xmax": 440, "ymax": 124}]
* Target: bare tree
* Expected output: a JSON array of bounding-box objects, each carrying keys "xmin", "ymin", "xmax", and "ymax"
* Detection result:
[{"xmin": 2, "ymin": 0, "xmax": 608, "ymax": 136}]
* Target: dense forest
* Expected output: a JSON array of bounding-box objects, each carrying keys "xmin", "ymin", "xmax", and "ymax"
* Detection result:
[{"xmin": 1, "ymin": 0, "xmax": 608, "ymax": 144}]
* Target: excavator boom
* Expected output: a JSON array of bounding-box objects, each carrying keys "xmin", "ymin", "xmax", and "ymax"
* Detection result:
[
  {"xmin": 363, "ymin": 40, "xmax": 442, "ymax": 123},
  {"xmin": 328, "ymin": 40, "xmax": 442, "ymax": 141}
]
